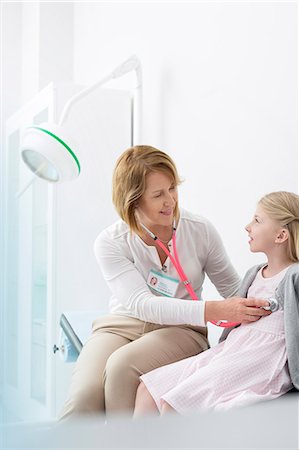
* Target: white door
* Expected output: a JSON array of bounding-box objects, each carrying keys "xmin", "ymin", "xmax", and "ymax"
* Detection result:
[
  {"xmin": 4, "ymin": 91, "xmax": 53, "ymax": 421},
  {"xmin": 3, "ymin": 83, "xmax": 133, "ymax": 421}
]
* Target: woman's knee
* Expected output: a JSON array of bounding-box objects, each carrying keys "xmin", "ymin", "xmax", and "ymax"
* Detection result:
[
  {"xmin": 103, "ymin": 350, "xmax": 142, "ymax": 412},
  {"xmin": 104, "ymin": 348, "xmax": 141, "ymax": 386}
]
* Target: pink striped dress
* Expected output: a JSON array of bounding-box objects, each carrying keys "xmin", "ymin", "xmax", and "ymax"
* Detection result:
[{"xmin": 140, "ymin": 265, "xmax": 293, "ymax": 414}]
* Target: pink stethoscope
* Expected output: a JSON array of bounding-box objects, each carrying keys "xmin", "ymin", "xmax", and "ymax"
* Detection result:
[{"xmin": 141, "ymin": 221, "xmax": 240, "ymax": 328}]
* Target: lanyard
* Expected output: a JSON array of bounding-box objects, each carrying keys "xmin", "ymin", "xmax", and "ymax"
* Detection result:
[{"xmin": 141, "ymin": 222, "xmax": 240, "ymax": 328}]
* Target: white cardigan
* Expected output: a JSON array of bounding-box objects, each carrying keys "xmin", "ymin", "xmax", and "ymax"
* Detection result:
[{"xmin": 94, "ymin": 208, "xmax": 240, "ymax": 327}]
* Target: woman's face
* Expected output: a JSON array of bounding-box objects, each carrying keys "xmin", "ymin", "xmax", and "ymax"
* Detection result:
[{"xmin": 136, "ymin": 171, "xmax": 178, "ymax": 228}]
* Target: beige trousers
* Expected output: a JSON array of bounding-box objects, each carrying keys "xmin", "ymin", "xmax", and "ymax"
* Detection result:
[{"xmin": 59, "ymin": 314, "xmax": 209, "ymax": 419}]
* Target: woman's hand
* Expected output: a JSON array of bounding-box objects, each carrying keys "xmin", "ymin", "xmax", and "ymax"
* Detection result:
[{"xmin": 204, "ymin": 297, "xmax": 272, "ymax": 325}]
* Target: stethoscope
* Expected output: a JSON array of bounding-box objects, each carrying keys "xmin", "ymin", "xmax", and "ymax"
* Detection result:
[{"xmin": 141, "ymin": 222, "xmax": 279, "ymax": 327}]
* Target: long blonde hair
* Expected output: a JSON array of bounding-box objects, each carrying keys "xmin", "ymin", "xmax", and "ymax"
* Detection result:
[
  {"xmin": 112, "ymin": 145, "xmax": 182, "ymax": 233},
  {"xmin": 259, "ymin": 191, "xmax": 299, "ymax": 262}
]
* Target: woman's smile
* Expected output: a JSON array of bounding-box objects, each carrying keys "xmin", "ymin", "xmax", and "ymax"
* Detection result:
[{"xmin": 160, "ymin": 208, "xmax": 173, "ymax": 216}]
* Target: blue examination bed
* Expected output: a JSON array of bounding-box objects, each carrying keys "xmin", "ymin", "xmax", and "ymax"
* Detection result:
[{"xmin": 59, "ymin": 310, "xmax": 106, "ymax": 362}]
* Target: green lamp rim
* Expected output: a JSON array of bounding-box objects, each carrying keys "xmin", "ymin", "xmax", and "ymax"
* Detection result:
[{"xmin": 27, "ymin": 126, "xmax": 81, "ymax": 174}]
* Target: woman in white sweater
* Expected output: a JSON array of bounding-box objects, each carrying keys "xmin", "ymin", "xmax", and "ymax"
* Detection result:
[{"xmin": 59, "ymin": 145, "xmax": 270, "ymax": 419}]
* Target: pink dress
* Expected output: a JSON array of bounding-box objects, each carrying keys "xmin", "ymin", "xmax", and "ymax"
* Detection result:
[{"xmin": 140, "ymin": 266, "xmax": 293, "ymax": 414}]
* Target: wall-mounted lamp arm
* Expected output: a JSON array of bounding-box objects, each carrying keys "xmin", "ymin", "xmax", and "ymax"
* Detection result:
[{"xmin": 59, "ymin": 55, "xmax": 142, "ymax": 126}]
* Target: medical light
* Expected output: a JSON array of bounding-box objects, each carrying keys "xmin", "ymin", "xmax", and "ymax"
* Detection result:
[{"xmin": 18, "ymin": 55, "xmax": 142, "ymax": 195}]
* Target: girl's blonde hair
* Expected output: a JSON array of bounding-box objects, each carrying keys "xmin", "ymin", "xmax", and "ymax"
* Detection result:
[
  {"xmin": 259, "ymin": 191, "xmax": 299, "ymax": 262},
  {"xmin": 112, "ymin": 145, "xmax": 182, "ymax": 234}
]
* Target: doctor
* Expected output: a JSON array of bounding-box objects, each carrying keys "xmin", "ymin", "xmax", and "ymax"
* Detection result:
[{"xmin": 60, "ymin": 145, "xmax": 270, "ymax": 419}]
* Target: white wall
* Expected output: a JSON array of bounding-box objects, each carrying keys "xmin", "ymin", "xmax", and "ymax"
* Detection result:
[{"xmin": 72, "ymin": 2, "xmax": 297, "ymax": 341}]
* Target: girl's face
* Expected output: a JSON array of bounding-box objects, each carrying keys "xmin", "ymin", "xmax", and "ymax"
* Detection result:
[
  {"xmin": 245, "ymin": 205, "xmax": 287, "ymax": 253},
  {"xmin": 136, "ymin": 171, "xmax": 178, "ymax": 228}
]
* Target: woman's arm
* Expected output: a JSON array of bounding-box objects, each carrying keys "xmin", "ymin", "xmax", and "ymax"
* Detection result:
[
  {"xmin": 95, "ymin": 229, "xmax": 270, "ymax": 326},
  {"xmin": 204, "ymin": 297, "xmax": 271, "ymax": 324},
  {"xmin": 94, "ymin": 232, "xmax": 206, "ymax": 326}
]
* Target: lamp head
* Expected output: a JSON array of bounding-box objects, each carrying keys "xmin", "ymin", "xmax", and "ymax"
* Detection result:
[
  {"xmin": 111, "ymin": 55, "xmax": 141, "ymax": 78},
  {"xmin": 20, "ymin": 123, "xmax": 81, "ymax": 182}
]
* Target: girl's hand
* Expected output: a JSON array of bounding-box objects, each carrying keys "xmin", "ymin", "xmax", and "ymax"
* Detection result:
[{"xmin": 205, "ymin": 297, "xmax": 272, "ymax": 324}]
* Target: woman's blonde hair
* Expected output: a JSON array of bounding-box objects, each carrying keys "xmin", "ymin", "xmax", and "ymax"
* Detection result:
[
  {"xmin": 259, "ymin": 191, "xmax": 299, "ymax": 262},
  {"xmin": 112, "ymin": 145, "xmax": 182, "ymax": 233}
]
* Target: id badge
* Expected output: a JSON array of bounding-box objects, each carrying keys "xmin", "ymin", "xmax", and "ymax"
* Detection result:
[{"xmin": 147, "ymin": 269, "xmax": 179, "ymax": 297}]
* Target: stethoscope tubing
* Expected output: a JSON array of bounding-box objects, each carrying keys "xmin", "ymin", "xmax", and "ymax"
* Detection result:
[{"xmin": 141, "ymin": 222, "xmax": 240, "ymax": 328}]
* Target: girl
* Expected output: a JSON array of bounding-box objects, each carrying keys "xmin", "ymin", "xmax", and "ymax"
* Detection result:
[{"xmin": 134, "ymin": 191, "xmax": 299, "ymax": 416}]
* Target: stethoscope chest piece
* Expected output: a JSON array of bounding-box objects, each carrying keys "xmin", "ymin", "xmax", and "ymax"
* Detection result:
[{"xmin": 263, "ymin": 297, "xmax": 279, "ymax": 312}]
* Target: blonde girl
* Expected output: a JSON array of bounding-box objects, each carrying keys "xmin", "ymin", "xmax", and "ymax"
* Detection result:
[{"xmin": 134, "ymin": 191, "xmax": 299, "ymax": 416}]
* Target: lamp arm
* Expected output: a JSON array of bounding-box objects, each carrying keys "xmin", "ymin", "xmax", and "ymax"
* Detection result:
[
  {"xmin": 58, "ymin": 73, "xmax": 112, "ymax": 125},
  {"xmin": 59, "ymin": 55, "xmax": 142, "ymax": 126},
  {"xmin": 133, "ymin": 84, "xmax": 142, "ymax": 145}
]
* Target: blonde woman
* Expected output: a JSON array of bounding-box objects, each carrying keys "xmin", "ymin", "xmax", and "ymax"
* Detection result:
[
  {"xmin": 134, "ymin": 191, "xmax": 299, "ymax": 416},
  {"xmin": 60, "ymin": 145, "xmax": 270, "ymax": 419}
]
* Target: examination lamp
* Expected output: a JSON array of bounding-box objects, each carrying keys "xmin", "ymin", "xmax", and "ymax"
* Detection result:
[
  {"xmin": 19, "ymin": 55, "xmax": 142, "ymax": 192},
  {"xmin": 20, "ymin": 123, "xmax": 80, "ymax": 183}
]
